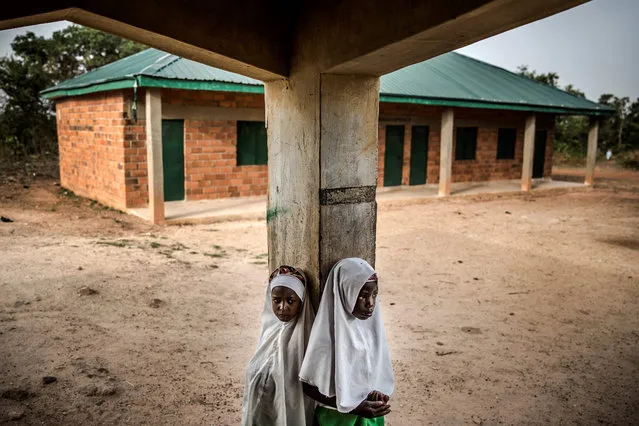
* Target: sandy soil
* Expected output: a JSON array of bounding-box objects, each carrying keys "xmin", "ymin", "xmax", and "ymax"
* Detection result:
[{"xmin": 1, "ymin": 172, "xmax": 638, "ymax": 425}]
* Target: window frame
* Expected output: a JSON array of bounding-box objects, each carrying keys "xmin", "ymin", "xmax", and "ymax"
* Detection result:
[
  {"xmin": 496, "ymin": 128, "xmax": 517, "ymax": 160},
  {"xmin": 455, "ymin": 126, "xmax": 478, "ymax": 161},
  {"xmin": 236, "ymin": 121, "xmax": 268, "ymax": 166}
]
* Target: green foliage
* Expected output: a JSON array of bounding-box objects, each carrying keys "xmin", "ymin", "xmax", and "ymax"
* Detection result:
[
  {"xmin": 516, "ymin": 65, "xmax": 560, "ymax": 88},
  {"xmin": 555, "ymin": 115, "xmax": 589, "ymax": 163},
  {"xmin": 597, "ymin": 94, "xmax": 639, "ymax": 153},
  {"xmin": 517, "ymin": 65, "xmax": 639, "ymax": 167},
  {"xmin": 615, "ymin": 150, "xmax": 639, "ymax": 170},
  {"xmin": 0, "ymin": 25, "xmax": 146, "ymax": 159}
]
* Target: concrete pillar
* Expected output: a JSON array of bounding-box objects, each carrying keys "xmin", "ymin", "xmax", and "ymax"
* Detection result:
[
  {"xmin": 438, "ymin": 108, "xmax": 454, "ymax": 197},
  {"xmin": 145, "ymin": 88, "xmax": 165, "ymax": 224},
  {"xmin": 265, "ymin": 72, "xmax": 379, "ymax": 303},
  {"xmin": 585, "ymin": 118, "xmax": 599, "ymax": 186},
  {"xmin": 521, "ymin": 114, "xmax": 536, "ymax": 192}
]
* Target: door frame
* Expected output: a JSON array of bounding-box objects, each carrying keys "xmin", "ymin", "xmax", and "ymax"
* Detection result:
[
  {"xmin": 161, "ymin": 119, "xmax": 186, "ymax": 202},
  {"xmin": 383, "ymin": 125, "xmax": 405, "ymax": 187},
  {"xmin": 409, "ymin": 125, "xmax": 429, "ymax": 185},
  {"xmin": 533, "ymin": 129, "xmax": 547, "ymax": 179}
]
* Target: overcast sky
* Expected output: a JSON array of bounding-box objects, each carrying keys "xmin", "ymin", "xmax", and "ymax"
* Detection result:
[{"xmin": 1, "ymin": 0, "xmax": 637, "ymax": 102}]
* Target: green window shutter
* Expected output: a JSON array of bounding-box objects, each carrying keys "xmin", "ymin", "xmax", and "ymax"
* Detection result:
[
  {"xmin": 497, "ymin": 128, "xmax": 516, "ymax": 159},
  {"xmin": 455, "ymin": 127, "xmax": 477, "ymax": 160},
  {"xmin": 237, "ymin": 121, "xmax": 267, "ymax": 165},
  {"xmin": 255, "ymin": 123, "xmax": 268, "ymax": 165}
]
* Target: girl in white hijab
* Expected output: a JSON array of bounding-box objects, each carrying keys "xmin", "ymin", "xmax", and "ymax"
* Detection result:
[
  {"xmin": 299, "ymin": 258, "xmax": 394, "ymax": 426},
  {"xmin": 242, "ymin": 265, "xmax": 316, "ymax": 426}
]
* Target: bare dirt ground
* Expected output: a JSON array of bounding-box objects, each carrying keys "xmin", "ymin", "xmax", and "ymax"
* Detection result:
[{"xmin": 1, "ymin": 169, "xmax": 638, "ymax": 425}]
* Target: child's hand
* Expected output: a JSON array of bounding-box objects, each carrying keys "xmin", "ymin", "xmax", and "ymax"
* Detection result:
[
  {"xmin": 352, "ymin": 400, "xmax": 391, "ymax": 418},
  {"xmin": 367, "ymin": 390, "xmax": 390, "ymax": 403}
]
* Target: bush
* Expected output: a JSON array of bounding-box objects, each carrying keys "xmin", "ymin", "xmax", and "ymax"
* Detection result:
[{"xmin": 615, "ymin": 150, "xmax": 639, "ymax": 170}]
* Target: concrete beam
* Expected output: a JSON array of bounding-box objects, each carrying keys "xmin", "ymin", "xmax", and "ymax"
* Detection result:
[
  {"xmin": 0, "ymin": 4, "xmax": 288, "ymax": 81},
  {"xmin": 265, "ymin": 71, "xmax": 379, "ymax": 305},
  {"xmin": 2, "ymin": 1, "xmax": 588, "ymax": 79},
  {"xmin": 585, "ymin": 118, "xmax": 599, "ymax": 186},
  {"xmin": 521, "ymin": 114, "xmax": 536, "ymax": 192},
  {"xmin": 145, "ymin": 88, "xmax": 164, "ymax": 225},
  {"xmin": 316, "ymin": 0, "xmax": 589, "ymax": 75},
  {"xmin": 439, "ymin": 109, "xmax": 454, "ymax": 197}
]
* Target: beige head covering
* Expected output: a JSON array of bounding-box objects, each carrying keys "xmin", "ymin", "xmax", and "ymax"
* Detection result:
[
  {"xmin": 242, "ymin": 266, "xmax": 316, "ymax": 426},
  {"xmin": 299, "ymin": 258, "xmax": 394, "ymax": 413}
]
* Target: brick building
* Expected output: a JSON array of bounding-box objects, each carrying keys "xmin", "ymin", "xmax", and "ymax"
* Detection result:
[{"xmin": 43, "ymin": 49, "xmax": 612, "ymax": 213}]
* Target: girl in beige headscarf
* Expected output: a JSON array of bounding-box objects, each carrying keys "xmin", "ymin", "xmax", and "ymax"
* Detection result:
[{"xmin": 242, "ymin": 265, "xmax": 316, "ymax": 426}]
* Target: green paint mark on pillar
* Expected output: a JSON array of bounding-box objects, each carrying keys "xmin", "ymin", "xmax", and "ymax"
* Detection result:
[{"xmin": 266, "ymin": 206, "xmax": 289, "ymax": 222}]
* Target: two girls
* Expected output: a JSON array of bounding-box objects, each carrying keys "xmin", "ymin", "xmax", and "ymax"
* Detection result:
[{"xmin": 242, "ymin": 258, "xmax": 394, "ymax": 425}]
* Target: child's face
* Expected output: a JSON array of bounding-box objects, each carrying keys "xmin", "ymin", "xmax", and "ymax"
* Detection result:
[
  {"xmin": 352, "ymin": 280, "xmax": 378, "ymax": 320},
  {"xmin": 271, "ymin": 286, "xmax": 302, "ymax": 322}
]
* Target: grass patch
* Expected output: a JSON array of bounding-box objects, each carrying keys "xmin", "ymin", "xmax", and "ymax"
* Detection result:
[
  {"xmin": 57, "ymin": 187, "xmax": 81, "ymax": 200},
  {"xmin": 150, "ymin": 242, "xmax": 162, "ymax": 249},
  {"xmin": 204, "ymin": 252, "xmax": 225, "ymax": 258},
  {"xmin": 170, "ymin": 243, "xmax": 188, "ymax": 251},
  {"xmin": 96, "ymin": 239, "xmax": 133, "ymax": 248}
]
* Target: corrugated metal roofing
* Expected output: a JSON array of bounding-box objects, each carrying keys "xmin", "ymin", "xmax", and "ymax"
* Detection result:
[
  {"xmin": 379, "ymin": 52, "xmax": 611, "ymax": 115},
  {"xmin": 42, "ymin": 48, "xmax": 613, "ymax": 116},
  {"xmin": 42, "ymin": 48, "xmax": 261, "ymax": 93}
]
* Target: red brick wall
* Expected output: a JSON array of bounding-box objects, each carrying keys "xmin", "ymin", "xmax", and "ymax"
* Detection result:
[
  {"xmin": 55, "ymin": 90, "xmax": 556, "ymax": 211},
  {"xmin": 162, "ymin": 89, "xmax": 264, "ymax": 108},
  {"xmin": 122, "ymin": 89, "xmax": 267, "ymax": 207},
  {"xmin": 183, "ymin": 119, "xmax": 267, "ymax": 200},
  {"xmin": 56, "ymin": 91, "xmax": 128, "ymax": 210},
  {"xmin": 378, "ymin": 103, "xmax": 555, "ymax": 186},
  {"xmin": 123, "ymin": 115, "xmax": 147, "ymax": 208},
  {"xmin": 377, "ymin": 123, "xmax": 386, "ymax": 187},
  {"xmin": 450, "ymin": 127, "xmax": 524, "ymax": 183}
]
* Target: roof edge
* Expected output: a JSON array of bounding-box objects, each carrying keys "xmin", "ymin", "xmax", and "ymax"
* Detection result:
[
  {"xmin": 136, "ymin": 76, "xmax": 264, "ymax": 94},
  {"xmin": 379, "ymin": 94, "xmax": 616, "ymax": 117},
  {"xmin": 42, "ymin": 75, "xmax": 265, "ymax": 99},
  {"xmin": 41, "ymin": 79, "xmax": 136, "ymax": 99}
]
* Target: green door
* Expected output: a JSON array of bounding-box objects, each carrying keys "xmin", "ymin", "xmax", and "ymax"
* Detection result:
[
  {"xmin": 162, "ymin": 119, "xmax": 185, "ymax": 201},
  {"xmin": 533, "ymin": 130, "xmax": 547, "ymax": 179},
  {"xmin": 384, "ymin": 125, "xmax": 404, "ymax": 187},
  {"xmin": 409, "ymin": 125, "xmax": 429, "ymax": 185}
]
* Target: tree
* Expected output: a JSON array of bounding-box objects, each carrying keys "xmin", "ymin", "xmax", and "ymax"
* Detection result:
[
  {"xmin": 0, "ymin": 53, "xmax": 56, "ymax": 156},
  {"xmin": 598, "ymin": 94, "xmax": 631, "ymax": 151},
  {"xmin": 0, "ymin": 25, "xmax": 146, "ymax": 158},
  {"xmin": 516, "ymin": 65, "xmax": 560, "ymax": 88}
]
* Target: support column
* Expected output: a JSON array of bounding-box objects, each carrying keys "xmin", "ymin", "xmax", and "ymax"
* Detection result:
[
  {"xmin": 521, "ymin": 114, "xmax": 536, "ymax": 192},
  {"xmin": 438, "ymin": 108, "xmax": 454, "ymax": 197},
  {"xmin": 265, "ymin": 72, "xmax": 379, "ymax": 304},
  {"xmin": 145, "ymin": 88, "xmax": 165, "ymax": 224},
  {"xmin": 585, "ymin": 117, "xmax": 599, "ymax": 186}
]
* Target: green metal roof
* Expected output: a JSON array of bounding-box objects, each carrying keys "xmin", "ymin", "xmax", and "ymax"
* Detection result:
[
  {"xmin": 40, "ymin": 48, "xmax": 263, "ymax": 98},
  {"xmin": 42, "ymin": 48, "xmax": 614, "ymax": 116},
  {"xmin": 379, "ymin": 52, "xmax": 613, "ymax": 116}
]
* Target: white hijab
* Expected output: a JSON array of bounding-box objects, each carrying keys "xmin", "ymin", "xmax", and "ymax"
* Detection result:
[
  {"xmin": 242, "ymin": 270, "xmax": 316, "ymax": 426},
  {"xmin": 299, "ymin": 258, "xmax": 394, "ymax": 413}
]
